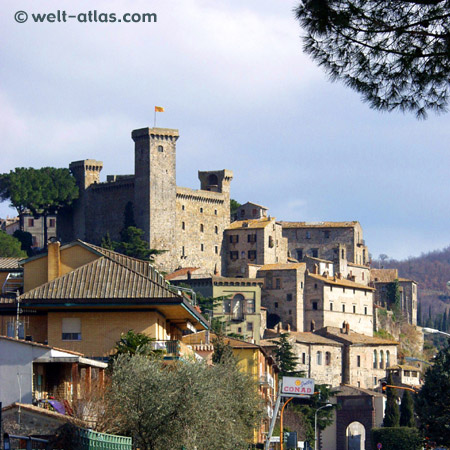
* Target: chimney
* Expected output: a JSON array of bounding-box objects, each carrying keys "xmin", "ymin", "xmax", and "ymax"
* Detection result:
[
  {"xmin": 346, "ymin": 322, "xmax": 350, "ymax": 334},
  {"xmin": 277, "ymin": 323, "xmax": 282, "ymax": 333},
  {"xmin": 47, "ymin": 241, "xmax": 61, "ymax": 282},
  {"xmin": 287, "ymin": 323, "xmax": 291, "ymax": 332},
  {"xmin": 314, "ymin": 264, "xmax": 319, "ymax": 274},
  {"xmin": 341, "ymin": 321, "xmax": 347, "ymax": 334}
]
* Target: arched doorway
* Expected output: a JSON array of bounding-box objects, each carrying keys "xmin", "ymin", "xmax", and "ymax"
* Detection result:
[
  {"xmin": 267, "ymin": 313, "xmax": 281, "ymax": 329},
  {"xmin": 346, "ymin": 421, "xmax": 366, "ymax": 450}
]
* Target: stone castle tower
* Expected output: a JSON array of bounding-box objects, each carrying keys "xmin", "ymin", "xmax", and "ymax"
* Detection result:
[{"xmin": 59, "ymin": 127, "xmax": 233, "ymax": 274}]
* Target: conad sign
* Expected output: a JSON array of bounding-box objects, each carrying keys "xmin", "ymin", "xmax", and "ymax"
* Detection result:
[{"xmin": 282, "ymin": 377, "xmax": 315, "ymax": 396}]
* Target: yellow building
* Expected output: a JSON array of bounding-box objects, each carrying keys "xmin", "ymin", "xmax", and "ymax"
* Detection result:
[
  {"xmin": 10, "ymin": 240, "xmax": 207, "ymax": 359},
  {"xmin": 182, "ymin": 330, "xmax": 279, "ymax": 445}
]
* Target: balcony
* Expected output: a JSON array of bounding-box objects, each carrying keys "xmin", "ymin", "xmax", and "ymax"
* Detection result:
[
  {"xmin": 152, "ymin": 340, "xmax": 200, "ymax": 362},
  {"xmin": 259, "ymin": 373, "xmax": 275, "ymax": 389}
]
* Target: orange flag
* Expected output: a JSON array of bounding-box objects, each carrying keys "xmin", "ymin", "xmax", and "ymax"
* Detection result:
[{"xmin": 154, "ymin": 106, "xmax": 164, "ymax": 112}]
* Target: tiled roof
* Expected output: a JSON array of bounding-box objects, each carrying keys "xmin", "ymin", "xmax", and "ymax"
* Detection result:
[
  {"xmin": 182, "ymin": 330, "xmax": 259, "ymax": 348},
  {"xmin": 240, "ymin": 201, "xmax": 268, "ymax": 210},
  {"xmin": 258, "ymin": 263, "xmax": 305, "ymax": 271},
  {"xmin": 227, "ymin": 218, "xmax": 273, "ymax": 230},
  {"xmin": 370, "ymin": 269, "xmax": 398, "ymax": 283},
  {"xmin": 305, "ymin": 255, "xmax": 333, "ymax": 264},
  {"xmin": 386, "ymin": 364, "xmax": 421, "ymax": 371},
  {"xmin": 398, "ymin": 277, "xmax": 417, "ymax": 284},
  {"xmin": 165, "ymin": 267, "xmax": 200, "ymax": 281},
  {"xmin": 261, "ymin": 331, "xmax": 341, "ymax": 346},
  {"xmin": 0, "ymin": 335, "xmax": 84, "ymax": 355},
  {"xmin": 317, "ymin": 326, "xmax": 398, "ymax": 345},
  {"xmin": 20, "ymin": 249, "xmax": 177, "ymax": 301},
  {"xmin": 0, "ymin": 257, "xmax": 23, "ymax": 270},
  {"xmin": 308, "ymin": 273, "xmax": 375, "ymax": 291},
  {"xmin": 0, "ymin": 294, "xmax": 16, "ymax": 304},
  {"xmin": 281, "ymin": 221, "xmax": 359, "ymax": 229},
  {"xmin": 333, "ymin": 385, "xmax": 384, "ymax": 398}
]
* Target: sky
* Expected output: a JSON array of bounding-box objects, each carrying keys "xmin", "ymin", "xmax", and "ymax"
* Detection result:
[{"xmin": 0, "ymin": 0, "xmax": 449, "ymax": 260}]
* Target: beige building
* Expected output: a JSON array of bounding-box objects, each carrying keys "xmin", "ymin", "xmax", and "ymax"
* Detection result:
[
  {"xmin": 168, "ymin": 272, "xmax": 264, "ymax": 343},
  {"xmin": 256, "ymin": 263, "xmax": 306, "ymax": 332},
  {"xmin": 59, "ymin": 127, "xmax": 233, "ymax": 274},
  {"xmin": 224, "ymin": 217, "xmax": 287, "ymax": 277},
  {"xmin": 370, "ymin": 268, "xmax": 418, "ymax": 325},
  {"xmin": 304, "ymin": 272, "xmax": 375, "ymax": 335},
  {"xmin": 234, "ymin": 202, "xmax": 268, "ymax": 221},
  {"xmin": 281, "ymin": 221, "xmax": 369, "ymax": 266}
]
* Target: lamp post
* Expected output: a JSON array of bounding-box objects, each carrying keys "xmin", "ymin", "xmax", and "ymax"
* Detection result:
[
  {"xmin": 422, "ymin": 327, "xmax": 450, "ymax": 338},
  {"xmin": 314, "ymin": 404, "xmax": 332, "ymax": 450}
]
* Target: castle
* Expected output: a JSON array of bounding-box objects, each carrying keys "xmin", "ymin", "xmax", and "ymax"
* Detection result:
[{"xmin": 59, "ymin": 127, "xmax": 233, "ymax": 274}]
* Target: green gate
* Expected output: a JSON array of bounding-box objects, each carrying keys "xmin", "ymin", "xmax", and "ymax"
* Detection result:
[{"xmin": 78, "ymin": 429, "xmax": 132, "ymax": 450}]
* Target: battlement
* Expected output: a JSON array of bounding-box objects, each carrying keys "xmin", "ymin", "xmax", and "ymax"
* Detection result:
[{"xmin": 131, "ymin": 127, "xmax": 179, "ymax": 142}]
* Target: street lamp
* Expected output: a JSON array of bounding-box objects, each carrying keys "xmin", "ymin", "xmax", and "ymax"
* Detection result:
[
  {"xmin": 314, "ymin": 403, "xmax": 332, "ymax": 450},
  {"xmin": 422, "ymin": 327, "xmax": 450, "ymax": 338}
]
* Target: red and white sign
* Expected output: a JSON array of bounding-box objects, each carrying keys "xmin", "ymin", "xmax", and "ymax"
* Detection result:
[{"xmin": 282, "ymin": 377, "xmax": 315, "ymax": 397}]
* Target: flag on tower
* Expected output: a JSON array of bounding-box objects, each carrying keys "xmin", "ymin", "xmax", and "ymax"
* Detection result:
[{"xmin": 154, "ymin": 106, "xmax": 164, "ymax": 112}]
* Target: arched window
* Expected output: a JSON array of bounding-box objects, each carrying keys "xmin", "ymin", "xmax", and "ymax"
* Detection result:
[
  {"xmin": 208, "ymin": 174, "xmax": 219, "ymax": 186},
  {"xmin": 231, "ymin": 294, "xmax": 245, "ymax": 320},
  {"xmin": 158, "ymin": 145, "xmax": 163, "ymax": 152},
  {"xmin": 317, "ymin": 351, "xmax": 322, "ymax": 365},
  {"xmin": 380, "ymin": 350, "xmax": 384, "ymax": 369},
  {"xmin": 386, "ymin": 350, "xmax": 390, "ymax": 368},
  {"xmin": 373, "ymin": 350, "xmax": 378, "ymax": 369},
  {"xmin": 325, "ymin": 352, "xmax": 331, "ymax": 366}
]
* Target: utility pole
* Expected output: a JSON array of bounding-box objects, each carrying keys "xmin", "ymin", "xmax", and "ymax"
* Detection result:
[{"xmin": 15, "ymin": 291, "xmax": 21, "ymax": 339}]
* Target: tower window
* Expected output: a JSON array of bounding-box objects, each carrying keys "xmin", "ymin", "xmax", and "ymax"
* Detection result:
[
  {"xmin": 215, "ymin": 246, "xmax": 218, "ymax": 254},
  {"xmin": 158, "ymin": 145, "xmax": 163, "ymax": 152},
  {"xmin": 182, "ymin": 205, "xmax": 185, "ymax": 211},
  {"xmin": 214, "ymin": 209, "xmax": 217, "ymax": 215},
  {"xmin": 200, "ymin": 224, "xmax": 204, "ymax": 232},
  {"xmin": 201, "ymin": 244, "xmax": 204, "ymax": 252},
  {"xmin": 364, "ymin": 306, "xmax": 368, "ymax": 315},
  {"xmin": 353, "ymin": 305, "xmax": 356, "ymax": 313},
  {"xmin": 182, "ymin": 222, "xmax": 185, "ymax": 230},
  {"xmin": 215, "ymin": 226, "xmax": 218, "ymax": 234},
  {"xmin": 342, "ymin": 305, "xmax": 346, "ymax": 312},
  {"xmin": 287, "ymin": 293, "xmax": 293, "ymax": 302},
  {"xmin": 200, "ymin": 207, "xmax": 203, "ymax": 213},
  {"xmin": 312, "ymin": 302, "xmax": 318, "ymax": 310}
]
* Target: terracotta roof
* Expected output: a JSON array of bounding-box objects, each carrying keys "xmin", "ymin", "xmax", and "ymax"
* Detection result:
[
  {"xmin": 2, "ymin": 403, "xmax": 85, "ymax": 425},
  {"xmin": 182, "ymin": 330, "xmax": 259, "ymax": 349},
  {"xmin": 398, "ymin": 278, "xmax": 417, "ymax": 284},
  {"xmin": 261, "ymin": 331, "xmax": 341, "ymax": 346},
  {"xmin": 370, "ymin": 269, "xmax": 398, "ymax": 283},
  {"xmin": 0, "ymin": 294, "xmax": 16, "ymax": 304},
  {"xmin": 305, "ymin": 255, "xmax": 333, "ymax": 264},
  {"xmin": 347, "ymin": 262, "xmax": 369, "ymax": 269},
  {"xmin": 226, "ymin": 218, "xmax": 273, "ymax": 230},
  {"xmin": 0, "ymin": 257, "xmax": 23, "ymax": 270},
  {"xmin": 165, "ymin": 267, "xmax": 200, "ymax": 281},
  {"xmin": 20, "ymin": 256, "xmax": 177, "ymax": 301},
  {"xmin": 0, "ymin": 335, "xmax": 84, "ymax": 355},
  {"xmin": 333, "ymin": 385, "xmax": 384, "ymax": 397},
  {"xmin": 308, "ymin": 273, "xmax": 375, "ymax": 291},
  {"xmin": 317, "ymin": 326, "xmax": 398, "ymax": 345},
  {"xmin": 258, "ymin": 263, "xmax": 305, "ymax": 271},
  {"xmin": 240, "ymin": 201, "xmax": 268, "ymax": 210},
  {"xmin": 281, "ymin": 221, "xmax": 359, "ymax": 229}
]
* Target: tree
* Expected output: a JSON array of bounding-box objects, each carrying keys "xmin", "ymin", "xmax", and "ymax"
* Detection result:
[
  {"xmin": 115, "ymin": 227, "xmax": 165, "ymax": 262},
  {"xmin": 400, "ymin": 390, "xmax": 415, "ymax": 427},
  {"xmin": 416, "ymin": 342, "xmax": 450, "ymax": 446},
  {"xmin": 212, "ymin": 334, "xmax": 236, "ymax": 365},
  {"xmin": 384, "ymin": 373, "xmax": 400, "ymax": 427},
  {"xmin": 110, "ymin": 330, "xmax": 162, "ymax": 362},
  {"xmin": 230, "ymin": 199, "xmax": 241, "ymax": 220},
  {"xmin": 100, "ymin": 231, "xmax": 115, "ymax": 251},
  {"xmin": 295, "ymin": 0, "xmax": 450, "ymax": 118},
  {"xmin": 104, "ymin": 354, "xmax": 263, "ymax": 450},
  {"xmin": 387, "ymin": 279, "xmax": 402, "ymax": 320},
  {"xmin": 0, "ymin": 230, "xmax": 26, "ymax": 257},
  {"xmin": 274, "ymin": 333, "xmax": 302, "ymax": 377},
  {"xmin": 0, "ymin": 167, "xmax": 79, "ymax": 248},
  {"xmin": 12, "ymin": 230, "xmax": 34, "ymax": 256}
]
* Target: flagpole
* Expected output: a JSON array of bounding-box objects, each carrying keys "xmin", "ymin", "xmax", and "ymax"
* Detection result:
[{"xmin": 154, "ymin": 109, "xmax": 156, "ymax": 128}]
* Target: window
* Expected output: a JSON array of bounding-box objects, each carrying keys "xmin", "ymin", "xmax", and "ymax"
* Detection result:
[
  {"xmin": 412, "ymin": 371, "xmax": 418, "ymax": 377},
  {"xmin": 214, "ymin": 209, "xmax": 217, "ymax": 215},
  {"xmin": 182, "ymin": 222, "xmax": 185, "ymax": 230},
  {"xmin": 312, "ymin": 248, "xmax": 319, "ymax": 258},
  {"xmin": 275, "ymin": 302, "xmax": 279, "ymax": 309},
  {"xmin": 341, "ymin": 249, "xmax": 345, "ymax": 258},
  {"xmin": 231, "ymin": 294, "xmax": 245, "ymax": 320},
  {"xmin": 182, "ymin": 246, "xmax": 185, "ymax": 257},
  {"xmin": 240, "ymin": 209, "xmax": 245, "ymax": 217},
  {"xmin": 223, "ymin": 299, "xmax": 231, "ymax": 313},
  {"xmin": 353, "ymin": 305, "xmax": 356, "ymax": 314},
  {"xmin": 317, "ymin": 351, "xmax": 322, "ymax": 365},
  {"xmin": 62, "ymin": 318, "xmax": 81, "ymax": 341},
  {"xmin": 302, "ymin": 353, "xmax": 306, "ymax": 364},
  {"xmin": 314, "ymin": 283, "xmax": 318, "ymax": 289},
  {"xmin": 200, "ymin": 224, "xmax": 204, "ymax": 232},
  {"xmin": 28, "ymin": 218, "xmax": 34, "ymax": 227},
  {"xmin": 215, "ymin": 246, "xmax": 218, "ymax": 254},
  {"xmin": 324, "ymin": 230, "xmax": 330, "ymax": 239},
  {"xmin": 380, "ymin": 350, "xmax": 384, "ymax": 369},
  {"xmin": 7, "ymin": 321, "xmax": 24, "ymax": 339},
  {"xmin": 248, "ymin": 234, "xmax": 257, "ymax": 243},
  {"xmin": 252, "ymin": 208, "xmax": 257, "ymax": 216},
  {"xmin": 246, "ymin": 299, "xmax": 255, "ymax": 314},
  {"xmin": 357, "ymin": 355, "xmax": 361, "ymax": 367},
  {"xmin": 306, "ymin": 231, "xmax": 311, "ymax": 239},
  {"xmin": 201, "ymin": 244, "xmax": 204, "ymax": 251},
  {"xmin": 296, "ymin": 249, "xmax": 303, "ymax": 260},
  {"xmin": 374, "ymin": 377, "xmax": 377, "ymax": 386},
  {"xmin": 182, "ymin": 205, "xmax": 185, "ymax": 210},
  {"xmin": 287, "ymin": 293, "xmax": 293, "ymax": 302},
  {"xmin": 230, "ymin": 235, "xmax": 239, "ymax": 244},
  {"xmin": 247, "ymin": 322, "xmax": 253, "ymax": 332},
  {"xmin": 276, "ymin": 278, "xmax": 281, "ymax": 289},
  {"xmin": 215, "ymin": 226, "xmax": 218, "ymax": 234},
  {"xmin": 342, "ymin": 305, "xmax": 346, "ymax": 312},
  {"xmin": 248, "ymin": 250, "xmax": 257, "ymax": 260},
  {"xmin": 364, "ymin": 306, "xmax": 368, "ymax": 315},
  {"xmin": 312, "ymin": 302, "xmax": 318, "ymax": 310},
  {"xmin": 386, "ymin": 350, "xmax": 390, "ymax": 367},
  {"xmin": 362, "ymin": 272, "xmax": 365, "ymax": 280},
  {"xmin": 200, "ymin": 207, "xmax": 203, "ymax": 213},
  {"xmin": 325, "ymin": 352, "xmax": 331, "ymax": 365},
  {"xmin": 49, "ymin": 218, "xmax": 56, "ymax": 228},
  {"xmin": 158, "ymin": 145, "xmax": 164, "ymax": 152},
  {"xmin": 330, "ymin": 303, "xmax": 333, "ymax": 311},
  {"xmin": 268, "ymin": 236, "xmax": 274, "ymax": 248},
  {"xmin": 373, "ymin": 350, "xmax": 377, "ymax": 369}
]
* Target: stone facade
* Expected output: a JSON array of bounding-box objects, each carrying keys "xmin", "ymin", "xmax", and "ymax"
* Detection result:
[
  {"xmin": 304, "ymin": 273, "xmax": 374, "ymax": 335},
  {"xmin": 59, "ymin": 128, "xmax": 232, "ymax": 274},
  {"xmin": 224, "ymin": 218, "xmax": 287, "ymax": 277},
  {"xmin": 235, "ymin": 202, "xmax": 268, "ymax": 221},
  {"xmin": 281, "ymin": 221, "xmax": 369, "ymax": 266},
  {"xmin": 256, "ymin": 263, "xmax": 306, "ymax": 332}
]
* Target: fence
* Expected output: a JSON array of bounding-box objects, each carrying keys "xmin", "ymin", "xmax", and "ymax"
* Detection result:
[{"xmin": 78, "ymin": 429, "xmax": 132, "ymax": 450}]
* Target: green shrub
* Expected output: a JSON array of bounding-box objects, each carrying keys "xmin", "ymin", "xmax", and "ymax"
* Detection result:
[{"xmin": 371, "ymin": 427, "xmax": 422, "ymax": 450}]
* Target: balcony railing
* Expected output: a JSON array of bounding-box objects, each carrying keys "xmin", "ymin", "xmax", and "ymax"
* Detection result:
[{"xmin": 152, "ymin": 340, "xmax": 199, "ymax": 361}]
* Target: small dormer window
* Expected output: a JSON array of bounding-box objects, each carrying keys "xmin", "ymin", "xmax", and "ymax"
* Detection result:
[{"xmin": 158, "ymin": 145, "xmax": 164, "ymax": 152}]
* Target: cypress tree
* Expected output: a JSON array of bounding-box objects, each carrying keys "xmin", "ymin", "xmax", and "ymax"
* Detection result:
[
  {"xmin": 384, "ymin": 373, "xmax": 400, "ymax": 427},
  {"xmin": 400, "ymin": 390, "xmax": 415, "ymax": 427},
  {"xmin": 274, "ymin": 333, "xmax": 301, "ymax": 377}
]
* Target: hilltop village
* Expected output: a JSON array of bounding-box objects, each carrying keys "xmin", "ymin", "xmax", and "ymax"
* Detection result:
[{"xmin": 0, "ymin": 126, "xmax": 424, "ymax": 449}]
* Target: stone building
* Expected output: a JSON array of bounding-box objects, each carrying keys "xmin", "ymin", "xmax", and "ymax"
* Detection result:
[
  {"xmin": 281, "ymin": 221, "xmax": 369, "ymax": 266},
  {"xmin": 59, "ymin": 127, "xmax": 233, "ymax": 274},
  {"xmin": 168, "ymin": 273, "xmax": 264, "ymax": 343},
  {"xmin": 370, "ymin": 268, "xmax": 418, "ymax": 325},
  {"xmin": 304, "ymin": 272, "xmax": 375, "ymax": 335},
  {"xmin": 256, "ymin": 263, "xmax": 306, "ymax": 332},
  {"xmin": 234, "ymin": 202, "xmax": 268, "ymax": 221},
  {"xmin": 223, "ymin": 217, "xmax": 287, "ymax": 277}
]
